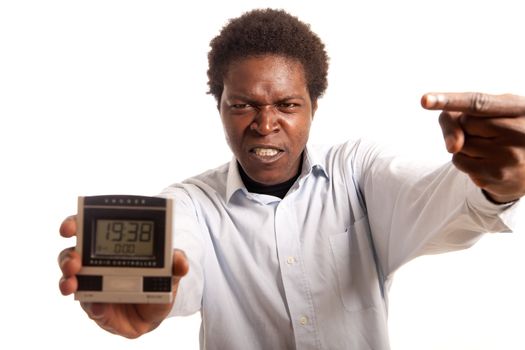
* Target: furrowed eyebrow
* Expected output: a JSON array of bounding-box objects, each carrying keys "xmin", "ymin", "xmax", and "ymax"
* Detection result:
[
  {"xmin": 223, "ymin": 94, "xmax": 258, "ymax": 106},
  {"xmin": 227, "ymin": 94, "xmax": 305, "ymax": 103},
  {"xmin": 226, "ymin": 94, "xmax": 256, "ymax": 103},
  {"xmin": 276, "ymin": 96, "xmax": 305, "ymax": 103}
]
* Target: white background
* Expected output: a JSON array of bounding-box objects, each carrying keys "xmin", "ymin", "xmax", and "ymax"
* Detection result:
[{"xmin": 1, "ymin": 0, "xmax": 524, "ymax": 349}]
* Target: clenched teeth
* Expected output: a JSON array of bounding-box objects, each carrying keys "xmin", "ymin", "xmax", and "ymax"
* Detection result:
[{"xmin": 253, "ymin": 148, "xmax": 280, "ymax": 157}]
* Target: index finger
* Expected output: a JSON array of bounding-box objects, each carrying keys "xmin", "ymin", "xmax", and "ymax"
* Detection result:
[
  {"xmin": 421, "ymin": 92, "xmax": 525, "ymax": 116},
  {"xmin": 59, "ymin": 215, "xmax": 77, "ymax": 238}
]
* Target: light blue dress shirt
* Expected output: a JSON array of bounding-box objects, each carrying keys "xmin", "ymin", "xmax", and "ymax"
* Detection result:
[{"xmin": 161, "ymin": 139, "xmax": 518, "ymax": 350}]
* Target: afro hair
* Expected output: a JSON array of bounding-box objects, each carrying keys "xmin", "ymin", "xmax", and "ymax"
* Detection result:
[{"xmin": 207, "ymin": 8, "xmax": 329, "ymax": 103}]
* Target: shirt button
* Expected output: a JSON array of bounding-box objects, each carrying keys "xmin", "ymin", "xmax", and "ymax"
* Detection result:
[
  {"xmin": 299, "ymin": 316, "xmax": 309, "ymax": 325},
  {"xmin": 286, "ymin": 256, "xmax": 296, "ymax": 265}
]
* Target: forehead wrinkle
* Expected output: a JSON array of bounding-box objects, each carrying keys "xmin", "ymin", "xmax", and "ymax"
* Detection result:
[
  {"xmin": 224, "ymin": 73, "xmax": 307, "ymax": 103},
  {"xmin": 222, "ymin": 55, "xmax": 309, "ymax": 104},
  {"xmin": 226, "ymin": 93, "xmax": 306, "ymax": 107}
]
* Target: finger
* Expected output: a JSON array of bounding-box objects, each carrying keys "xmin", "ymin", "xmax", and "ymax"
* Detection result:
[
  {"xmin": 173, "ymin": 249, "xmax": 189, "ymax": 278},
  {"xmin": 80, "ymin": 303, "xmax": 121, "ymax": 335},
  {"xmin": 58, "ymin": 248, "xmax": 81, "ymax": 276},
  {"xmin": 452, "ymin": 152, "xmax": 489, "ymax": 179},
  {"xmin": 422, "ymin": 92, "xmax": 525, "ymax": 116},
  {"xmin": 439, "ymin": 111, "xmax": 465, "ymax": 153},
  {"xmin": 58, "ymin": 248, "xmax": 81, "ymax": 295},
  {"xmin": 59, "ymin": 275, "xmax": 78, "ymax": 295},
  {"xmin": 460, "ymin": 114, "xmax": 516, "ymax": 138},
  {"xmin": 458, "ymin": 136, "xmax": 495, "ymax": 159},
  {"xmin": 168, "ymin": 250, "xmax": 189, "ymax": 309},
  {"xmin": 131, "ymin": 252, "xmax": 189, "ymax": 327},
  {"xmin": 80, "ymin": 302, "xmax": 120, "ymax": 337},
  {"xmin": 81, "ymin": 302, "xmax": 107, "ymax": 322},
  {"xmin": 457, "ymin": 137, "xmax": 523, "ymax": 163},
  {"xmin": 60, "ymin": 215, "xmax": 77, "ymax": 238},
  {"xmin": 464, "ymin": 143, "xmax": 525, "ymax": 168},
  {"xmin": 452, "ymin": 152, "xmax": 510, "ymax": 183}
]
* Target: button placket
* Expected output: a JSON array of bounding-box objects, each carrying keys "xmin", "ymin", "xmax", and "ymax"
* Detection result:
[{"xmin": 274, "ymin": 201, "xmax": 319, "ymax": 348}]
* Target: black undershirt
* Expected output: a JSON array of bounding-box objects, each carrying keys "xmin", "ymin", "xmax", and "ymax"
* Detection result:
[{"xmin": 238, "ymin": 159, "xmax": 302, "ymax": 199}]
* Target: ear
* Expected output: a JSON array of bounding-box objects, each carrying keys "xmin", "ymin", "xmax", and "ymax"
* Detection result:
[{"xmin": 311, "ymin": 99, "xmax": 318, "ymax": 119}]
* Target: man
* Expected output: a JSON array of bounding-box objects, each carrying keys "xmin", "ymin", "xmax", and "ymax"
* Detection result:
[{"xmin": 58, "ymin": 8, "xmax": 525, "ymax": 349}]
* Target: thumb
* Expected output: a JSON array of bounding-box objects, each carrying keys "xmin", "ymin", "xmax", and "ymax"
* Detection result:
[
  {"xmin": 171, "ymin": 249, "xmax": 189, "ymax": 302},
  {"xmin": 172, "ymin": 249, "xmax": 189, "ymax": 281},
  {"xmin": 438, "ymin": 111, "xmax": 465, "ymax": 153}
]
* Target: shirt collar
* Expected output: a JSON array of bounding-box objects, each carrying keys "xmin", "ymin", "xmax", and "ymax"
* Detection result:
[
  {"xmin": 302, "ymin": 144, "xmax": 329, "ymax": 180},
  {"xmin": 225, "ymin": 157, "xmax": 245, "ymax": 202},
  {"xmin": 225, "ymin": 144, "xmax": 329, "ymax": 203}
]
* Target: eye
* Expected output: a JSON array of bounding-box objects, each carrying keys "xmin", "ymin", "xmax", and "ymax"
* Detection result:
[
  {"xmin": 277, "ymin": 102, "xmax": 300, "ymax": 111},
  {"xmin": 231, "ymin": 103, "xmax": 252, "ymax": 110}
]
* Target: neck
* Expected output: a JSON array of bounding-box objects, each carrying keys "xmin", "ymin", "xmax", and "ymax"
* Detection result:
[{"xmin": 238, "ymin": 158, "xmax": 303, "ymax": 199}]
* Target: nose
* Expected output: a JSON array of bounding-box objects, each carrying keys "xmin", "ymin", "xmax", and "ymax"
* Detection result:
[{"xmin": 250, "ymin": 105, "xmax": 279, "ymax": 135}]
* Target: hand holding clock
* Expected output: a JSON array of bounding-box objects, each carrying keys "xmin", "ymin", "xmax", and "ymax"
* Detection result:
[{"xmin": 58, "ymin": 216, "xmax": 189, "ymax": 338}]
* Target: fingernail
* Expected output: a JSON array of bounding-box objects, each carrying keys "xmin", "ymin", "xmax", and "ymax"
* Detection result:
[
  {"xmin": 424, "ymin": 94, "xmax": 438, "ymax": 108},
  {"xmin": 90, "ymin": 303, "xmax": 105, "ymax": 319},
  {"xmin": 423, "ymin": 93, "xmax": 445, "ymax": 109},
  {"xmin": 82, "ymin": 302, "xmax": 105, "ymax": 320},
  {"xmin": 445, "ymin": 136, "xmax": 455, "ymax": 153}
]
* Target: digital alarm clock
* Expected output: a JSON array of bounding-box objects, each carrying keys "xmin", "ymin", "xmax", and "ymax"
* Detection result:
[{"xmin": 75, "ymin": 195, "xmax": 173, "ymax": 303}]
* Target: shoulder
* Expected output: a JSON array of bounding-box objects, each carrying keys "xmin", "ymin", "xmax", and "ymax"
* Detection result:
[
  {"xmin": 160, "ymin": 162, "xmax": 230, "ymax": 203},
  {"xmin": 308, "ymin": 138, "xmax": 384, "ymax": 173}
]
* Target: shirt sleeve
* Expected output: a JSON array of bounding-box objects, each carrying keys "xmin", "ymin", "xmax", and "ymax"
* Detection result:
[
  {"xmin": 158, "ymin": 186, "xmax": 205, "ymax": 317},
  {"xmin": 350, "ymin": 139, "xmax": 522, "ymax": 278}
]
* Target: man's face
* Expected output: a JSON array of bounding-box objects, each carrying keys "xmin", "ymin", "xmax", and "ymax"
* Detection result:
[{"xmin": 220, "ymin": 55, "xmax": 317, "ymax": 185}]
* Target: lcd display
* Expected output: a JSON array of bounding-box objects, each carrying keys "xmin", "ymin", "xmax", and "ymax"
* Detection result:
[{"xmin": 94, "ymin": 219, "xmax": 154, "ymax": 258}]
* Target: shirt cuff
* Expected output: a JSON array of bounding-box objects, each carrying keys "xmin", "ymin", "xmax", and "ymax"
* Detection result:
[{"xmin": 467, "ymin": 180, "xmax": 523, "ymax": 233}]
